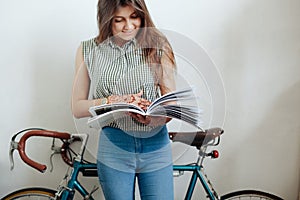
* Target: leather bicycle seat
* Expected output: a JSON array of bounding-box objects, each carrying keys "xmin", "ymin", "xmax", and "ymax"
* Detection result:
[{"xmin": 168, "ymin": 127, "xmax": 224, "ymax": 149}]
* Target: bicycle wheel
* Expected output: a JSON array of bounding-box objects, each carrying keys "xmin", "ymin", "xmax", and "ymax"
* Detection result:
[
  {"xmin": 2, "ymin": 187, "xmax": 57, "ymax": 200},
  {"xmin": 221, "ymin": 190, "xmax": 283, "ymax": 200}
]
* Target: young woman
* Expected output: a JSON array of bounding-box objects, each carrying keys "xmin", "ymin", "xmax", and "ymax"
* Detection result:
[{"xmin": 72, "ymin": 0, "xmax": 176, "ymax": 199}]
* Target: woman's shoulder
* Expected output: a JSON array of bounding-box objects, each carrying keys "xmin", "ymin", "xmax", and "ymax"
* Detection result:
[{"xmin": 81, "ymin": 37, "xmax": 97, "ymax": 48}]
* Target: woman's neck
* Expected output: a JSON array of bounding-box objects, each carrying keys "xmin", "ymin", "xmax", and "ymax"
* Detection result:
[{"xmin": 113, "ymin": 37, "xmax": 128, "ymax": 47}]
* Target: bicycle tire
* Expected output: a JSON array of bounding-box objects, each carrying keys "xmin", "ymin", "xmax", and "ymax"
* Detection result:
[
  {"xmin": 2, "ymin": 187, "xmax": 58, "ymax": 200},
  {"xmin": 221, "ymin": 190, "xmax": 283, "ymax": 200}
]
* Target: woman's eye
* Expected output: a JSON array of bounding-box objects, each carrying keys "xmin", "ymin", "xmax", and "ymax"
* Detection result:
[
  {"xmin": 131, "ymin": 14, "xmax": 138, "ymax": 19},
  {"xmin": 114, "ymin": 18, "xmax": 123, "ymax": 23}
]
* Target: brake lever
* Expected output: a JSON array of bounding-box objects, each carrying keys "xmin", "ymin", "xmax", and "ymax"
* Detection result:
[
  {"xmin": 9, "ymin": 140, "xmax": 19, "ymax": 170},
  {"xmin": 49, "ymin": 138, "xmax": 63, "ymax": 172}
]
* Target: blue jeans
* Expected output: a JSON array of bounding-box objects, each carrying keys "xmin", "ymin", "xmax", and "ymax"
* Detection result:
[{"xmin": 97, "ymin": 126, "xmax": 174, "ymax": 200}]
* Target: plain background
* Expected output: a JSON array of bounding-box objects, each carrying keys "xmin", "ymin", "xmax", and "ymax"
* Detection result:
[{"xmin": 0, "ymin": 0, "xmax": 299, "ymax": 199}]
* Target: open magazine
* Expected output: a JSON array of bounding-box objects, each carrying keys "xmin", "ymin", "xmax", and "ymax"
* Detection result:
[{"xmin": 87, "ymin": 87, "xmax": 202, "ymax": 129}]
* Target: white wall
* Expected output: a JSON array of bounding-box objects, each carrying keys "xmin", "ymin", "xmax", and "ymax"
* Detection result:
[{"xmin": 0, "ymin": 0, "xmax": 299, "ymax": 199}]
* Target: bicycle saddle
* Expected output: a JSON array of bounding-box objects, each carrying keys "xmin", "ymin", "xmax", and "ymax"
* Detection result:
[{"xmin": 168, "ymin": 127, "xmax": 224, "ymax": 149}]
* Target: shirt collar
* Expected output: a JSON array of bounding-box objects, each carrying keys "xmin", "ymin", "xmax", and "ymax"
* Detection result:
[{"xmin": 107, "ymin": 37, "xmax": 137, "ymax": 50}]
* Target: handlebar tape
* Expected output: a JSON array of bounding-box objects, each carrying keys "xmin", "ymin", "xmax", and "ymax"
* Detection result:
[{"xmin": 18, "ymin": 130, "xmax": 70, "ymax": 173}]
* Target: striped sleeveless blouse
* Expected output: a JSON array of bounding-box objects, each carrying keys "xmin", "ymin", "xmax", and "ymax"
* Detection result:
[{"xmin": 82, "ymin": 37, "xmax": 161, "ymax": 132}]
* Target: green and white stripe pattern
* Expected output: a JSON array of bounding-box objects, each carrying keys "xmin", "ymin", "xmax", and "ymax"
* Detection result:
[{"xmin": 82, "ymin": 38, "xmax": 161, "ymax": 132}]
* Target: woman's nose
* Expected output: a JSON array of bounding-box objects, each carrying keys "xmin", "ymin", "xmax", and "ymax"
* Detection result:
[{"xmin": 124, "ymin": 20, "xmax": 134, "ymax": 30}]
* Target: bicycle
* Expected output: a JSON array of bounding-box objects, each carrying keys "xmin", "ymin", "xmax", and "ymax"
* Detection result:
[{"xmin": 2, "ymin": 127, "xmax": 283, "ymax": 200}]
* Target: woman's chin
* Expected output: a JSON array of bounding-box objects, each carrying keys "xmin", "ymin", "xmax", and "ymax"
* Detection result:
[
  {"xmin": 119, "ymin": 35, "xmax": 135, "ymax": 41},
  {"xmin": 113, "ymin": 35, "xmax": 135, "ymax": 46}
]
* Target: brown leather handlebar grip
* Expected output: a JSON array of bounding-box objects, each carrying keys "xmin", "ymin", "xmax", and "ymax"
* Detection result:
[{"xmin": 18, "ymin": 130, "xmax": 70, "ymax": 173}]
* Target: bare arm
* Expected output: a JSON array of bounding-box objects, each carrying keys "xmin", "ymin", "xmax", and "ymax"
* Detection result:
[
  {"xmin": 71, "ymin": 44, "xmax": 96, "ymax": 118},
  {"xmin": 159, "ymin": 48, "xmax": 176, "ymax": 96}
]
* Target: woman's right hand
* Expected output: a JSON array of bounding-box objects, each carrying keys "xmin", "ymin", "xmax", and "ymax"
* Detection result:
[{"xmin": 108, "ymin": 90, "xmax": 151, "ymax": 110}]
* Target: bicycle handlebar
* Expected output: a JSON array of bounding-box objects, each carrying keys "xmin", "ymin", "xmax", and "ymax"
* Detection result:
[
  {"xmin": 10, "ymin": 127, "xmax": 223, "ymax": 173},
  {"xmin": 10, "ymin": 129, "xmax": 71, "ymax": 173}
]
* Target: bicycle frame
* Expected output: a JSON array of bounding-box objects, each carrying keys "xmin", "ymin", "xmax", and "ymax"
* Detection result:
[
  {"xmin": 57, "ymin": 162, "xmax": 218, "ymax": 200},
  {"xmin": 59, "ymin": 161, "xmax": 97, "ymax": 200},
  {"xmin": 9, "ymin": 128, "xmax": 223, "ymax": 200},
  {"xmin": 57, "ymin": 149, "xmax": 220, "ymax": 199},
  {"xmin": 173, "ymin": 165, "xmax": 217, "ymax": 200}
]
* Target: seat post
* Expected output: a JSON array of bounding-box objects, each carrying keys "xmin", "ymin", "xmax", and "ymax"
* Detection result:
[{"xmin": 197, "ymin": 145, "xmax": 208, "ymax": 166}]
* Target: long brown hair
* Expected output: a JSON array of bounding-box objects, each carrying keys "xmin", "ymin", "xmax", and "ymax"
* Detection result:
[{"xmin": 96, "ymin": 0, "xmax": 175, "ymax": 67}]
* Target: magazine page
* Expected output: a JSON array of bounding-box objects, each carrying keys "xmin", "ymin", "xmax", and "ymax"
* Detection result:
[
  {"xmin": 89, "ymin": 87, "xmax": 196, "ymax": 117},
  {"xmin": 147, "ymin": 87, "xmax": 195, "ymax": 111},
  {"xmin": 89, "ymin": 103, "xmax": 144, "ymax": 117},
  {"xmin": 88, "ymin": 107, "xmax": 146, "ymax": 129},
  {"xmin": 87, "ymin": 87, "xmax": 202, "ymax": 129},
  {"xmin": 148, "ymin": 105, "xmax": 202, "ymax": 128},
  {"xmin": 88, "ymin": 108, "xmax": 202, "ymax": 129}
]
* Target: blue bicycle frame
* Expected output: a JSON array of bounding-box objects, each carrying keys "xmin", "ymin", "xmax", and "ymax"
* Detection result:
[
  {"xmin": 173, "ymin": 165, "xmax": 216, "ymax": 200},
  {"xmin": 9, "ymin": 129, "xmax": 222, "ymax": 200},
  {"xmin": 59, "ymin": 162, "xmax": 216, "ymax": 200},
  {"xmin": 58, "ymin": 131, "xmax": 221, "ymax": 200},
  {"xmin": 60, "ymin": 161, "xmax": 98, "ymax": 200}
]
